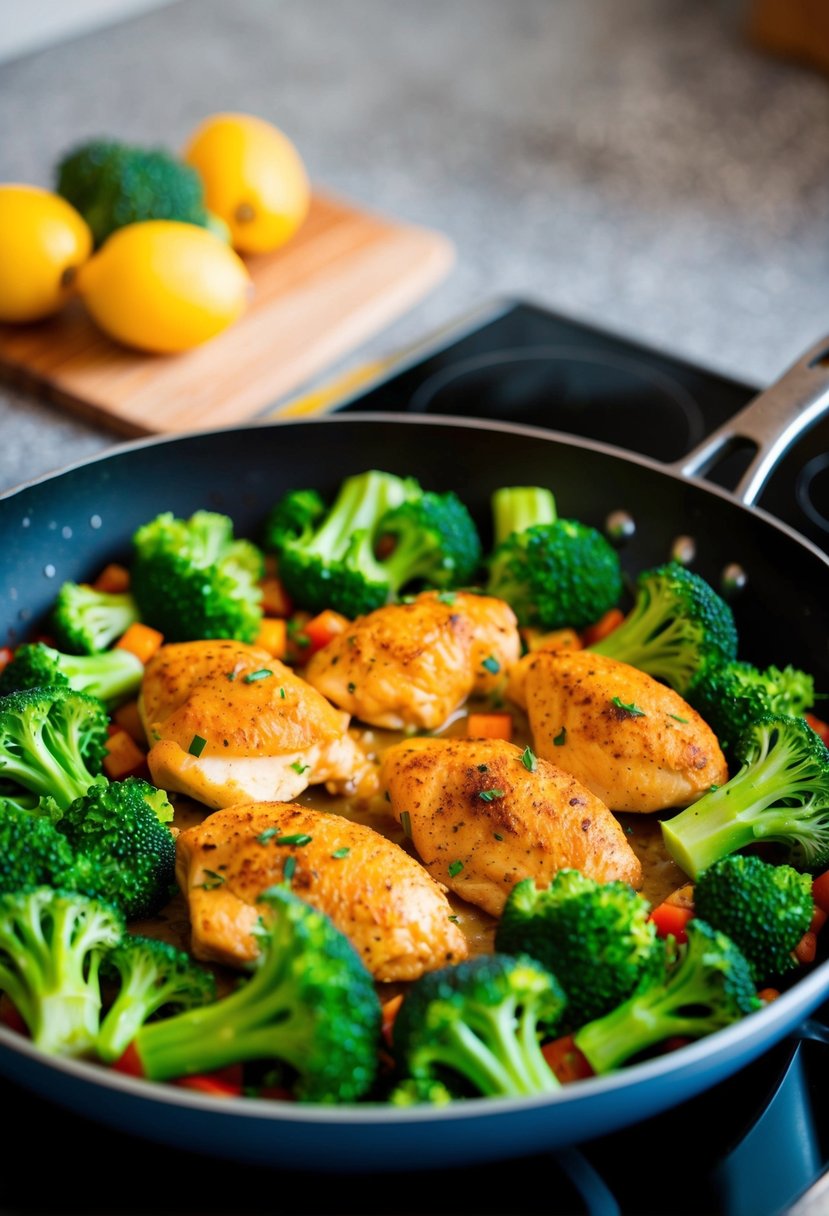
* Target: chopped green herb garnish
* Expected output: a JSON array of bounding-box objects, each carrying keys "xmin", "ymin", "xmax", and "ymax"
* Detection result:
[
  {"xmin": 521, "ymin": 746, "xmax": 537, "ymax": 770},
  {"xmin": 243, "ymin": 668, "xmax": 273, "ymax": 683},
  {"xmin": 256, "ymin": 828, "xmax": 278, "ymax": 844},
  {"xmin": 226, "ymin": 671, "xmax": 237, "ymax": 681},
  {"xmin": 611, "ymin": 696, "xmax": 646, "ymax": 717},
  {"xmin": 477, "ymin": 764, "xmax": 489, "ymax": 773},
  {"xmin": 283, "ymin": 856, "xmax": 297, "ymax": 883},
  {"xmin": 553, "ymin": 727, "xmax": 567, "ymax": 746},
  {"xmin": 274, "ymin": 833, "xmax": 313, "ymax": 847},
  {"xmin": 400, "ymin": 810, "xmax": 412, "ymax": 837},
  {"xmin": 448, "ymin": 914, "xmax": 459, "ymax": 923},
  {"xmin": 279, "ymin": 687, "xmax": 286, "ymax": 698},
  {"xmin": 331, "ymin": 847, "xmax": 350, "ymax": 859},
  {"xmin": 347, "ymin": 681, "xmax": 357, "ymax": 694},
  {"xmin": 437, "ymin": 591, "xmax": 457, "ymax": 605},
  {"xmin": 481, "ymin": 655, "xmax": 500, "ymax": 674},
  {"xmin": 669, "ymin": 713, "xmax": 689, "ymax": 723},
  {"xmin": 448, "ymin": 860, "xmax": 464, "ymax": 878},
  {"xmin": 197, "ymin": 869, "xmax": 225, "ymax": 890},
  {"xmin": 290, "ymin": 761, "xmax": 310, "ymax": 775},
  {"xmin": 494, "ymin": 832, "xmax": 504, "ymax": 841},
  {"xmin": 188, "ymin": 734, "xmax": 207, "ymax": 757},
  {"xmin": 478, "ymin": 788, "xmax": 505, "ymax": 802}
]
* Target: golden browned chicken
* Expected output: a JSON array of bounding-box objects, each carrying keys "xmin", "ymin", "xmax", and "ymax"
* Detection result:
[
  {"xmin": 303, "ymin": 590, "xmax": 521, "ymax": 731},
  {"xmin": 140, "ymin": 639, "xmax": 378, "ymax": 811},
  {"xmin": 175, "ymin": 801, "xmax": 469, "ymax": 981},
  {"xmin": 379, "ymin": 736, "xmax": 642, "ymax": 916},
  {"xmin": 507, "ymin": 649, "xmax": 728, "ymax": 813}
]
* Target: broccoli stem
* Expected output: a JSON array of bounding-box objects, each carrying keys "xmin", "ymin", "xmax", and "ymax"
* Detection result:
[
  {"xmin": 591, "ymin": 594, "xmax": 689, "ymax": 670},
  {"xmin": 491, "ymin": 487, "xmax": 557, "ymax": 547},
  {"xmin": 308, "ymin": 471, "xmax": 410, "ymax": 561}
]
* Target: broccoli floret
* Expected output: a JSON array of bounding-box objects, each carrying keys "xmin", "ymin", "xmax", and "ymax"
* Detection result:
[
  {"xmin": 262, "ymin": 488, "xmax": 327, "ymax": 554},
  {"xmin": 376, "ymin": 491, "xmax": 483, "ymax": 593},
  {"xmin": 56, "ymin": 138, "xmax": 209, "ymax": 248},
  {"xmin": 589, "ymin": 561, "xmax": 738, "ymax": 694},
  {"xmin": 275, "ymin": 470, "xmax": 420, "ymax": 617},
  {"xmin": 51, "ymin": 582, "xmax": 140, "ymax": 656},
  {"xmin": 0, "ymin": 803, "xmax": 79, "ymax": 894},
  {"xmin": 0, "ymin": 641, "xmax": 144, "ymax": 709},
  {"xmin": 387, "ymin": 1076, "xmax": 456, "ymax": 1107},
  {"xmin": 96, "ymin": 934, "xmax": 217, "ymax": 1064},
  {"xmin": 130, "ymin": 510, "xmax": 264, "ymax": 643},
  {"xmin": 0, "ymin": 886, "xmax": 124, "ymax": 1057},
  {"xmin": 484, "ymin": 485, "xmax": 623, "ymax": 631},
  {"xmin": 494, "ymin": 872, "xmax": 662, "ymax": 1031},
  {"xmin": 687, "ymin": 659, "xmax": 816, "ymax": 756},
  {"xmin": 661, "ymin": 715, "xmax": 829, "ymax": 879},
  {"xmin": 56, "ymin": 777, "xmax": 176, "ymax": 920},
  {"xmin": 0, "ymin": 686, "xmax": 108, "ymax": 812},
  {"xmin": 128, "ymin": 885, "xmax": 382, "ymax": 1103},
  {"xmin": 391, "ymin": 953, "xmax": 565, "ymax": 1099},
  {"xmin": 572, "ymin": 918, "xmax": 762, "ymax": 1074},
  {"xmin": 693, "ymin": 854, "xmax": 814, "ymax": 987}
]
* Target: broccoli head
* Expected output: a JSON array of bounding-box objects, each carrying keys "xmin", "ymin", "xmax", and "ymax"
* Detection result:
[
  {"xmin": 96, "ymin": 934, "xmax": 217, "ymax": 1064},
  {"xmin": 56, "ymin": 138, "xmax": 209, "ymax": 248},
  {"xmin": 130, "ymin": 509, "xmax": 264, "ymax": 643},
  {"xmin": 275, "ymin": 470, "xmax": 421, "ymax": 618},
  {"xmin": 0, "ymin": 803, "xmax": 78, "ymax": 895},
  {"xmin": 51, "ymin": 581, "xmax": 140, "ymax": 656},
  {"xmin": 485, "ymin": 485, "xmax": 623, "ymax": 631},
  {"xmin": 0, "ymin": 640, "xmax": 144, "ymax": 709},
  {"xmin": 589, "ymin": 561, "xmax": 738, "ymax": 694},
  {"xmin": 262, "ymin": 488, "xmax": 327, "ymax": 554},
  {"xmin": 687, "ymin": 659, "xmax": 816, "ymax": 756},
  {"xmin": 693, "ymin": 854, "xmax": 814, "ymax": 987},
  {"xmin": 494, "ymin": 872, "xmax": 661, "ymax": 1030},
  {"xmin": 0, "ymin": 685, "xmax": 108, "ymax": 812},
  {"xmin": 56, "ymin": 777, "xmax": 177, "ymax": 920},
  {"xmin": 391, "ymin": 953, "xmax": 566, "ymax": 1099},
  {"xmin": 572, "ymin": 918, "xmax": 762, "ymax": 1075},
  {"xmin": 376, "ymin": 490, "xmax": 483, "ymax": 594},
  {"xmin": 0, "ymin": 886, "xmax": 124, "ymax": 1057},
  {"xmin": 661, "ymin": 714, "xmax": 829, "ymax": 879},
  {"xmin": 129, "ymin": 884, "xmax": 383, "ymax": 1103}
]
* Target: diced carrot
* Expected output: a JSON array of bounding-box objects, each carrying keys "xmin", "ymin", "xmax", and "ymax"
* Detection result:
[
  {"xmin": 259, "ymin": 575, "xmax": 293, "ymax": 618},
  {"xmin": 466, "ymin": 712, "xmax": 514, "ymax": 741},
  {"xmin": 115, "ymin": 621, "xmax": 164, "ymax": 664},
  {"xmin": 664, "ymin": 883, "xmax": 695, "ymax": 911},
  {"xmin": 758, "ymin": 988, "xmax": 782, "ymax": 1004},
  {"xmin": 811, "ymin": 906, "xmax": 828, "ymax": 935},
  {"xmin": 649, "ymin": 901, "xmax": 693, "ymax": 943},
  {"xmin": 521, "ymin": 627, "xmax": 582, "ymax": 654},
  {"xmin": 301, "ymin": 609, "xmax": 351, "ymax": 657},
  {"xmin": 175, "ymin": 1066, "xmax": 244, "ymax": 1098},
  {"xmin": 93, "ymin": 563, "xmax": 131, "ymax": 594},
  {"xmin": 541, "ymin": 1034, "xmax": 594, "ymax": 1083},
  {"xmin": 0, "ymin": 646, "xmax": 13, "ymax": 673},
  {"xmin": 806, "ymin": 712, "xmax": 829, "ymax": 746},
  {"xmin": 104, "ymin": 725, "xmax": 148, "ymax": 781},
  {"xmin": 381, "ymin": 993, "xmax": 404, "ymax": 1048},
  {"xmin": 812, "ymin": 869, "xmax": 829, "ymax": 916},
  {"xmin": 581, "ymin": 608, "xmax": 625, "ymax": 647},
  {"xmin": 794, "ymin": 930, "xmax": 817, "ymax": 966},
  {"xmin": 112, "ymin": 698, "xmax": 146, "ymax": 746},
  {"xmin": 254, "ymin": 617, "xmax": 288, "ymax": 658},
  {"xmin": 0, "ymin": 994, "xmax": 28, "ymax": 1036}
]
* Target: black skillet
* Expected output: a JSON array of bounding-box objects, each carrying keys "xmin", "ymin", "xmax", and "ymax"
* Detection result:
[{"xmin": 0, "ymin": 330, "xmax": 828, "ymax": 1175}]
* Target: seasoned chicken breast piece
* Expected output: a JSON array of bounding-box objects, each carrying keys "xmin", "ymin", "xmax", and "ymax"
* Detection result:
[
  {"xmin": 175, "ymin": 801, "xmax": 468, "ymax": 981},
  {"xmin": 303, "ymin": 590, "xmax": 521, "ymax": 731},
  {"xmin": 380, "ymin": 736, "xmax": 642, "ymax": 917},
  {"xmin": 507, "ymin": 648, "xmax": 728, "ymax": 813},
  {"xmin": 141, "ymin": 639, "xmax": 377, "ymax": 811}
]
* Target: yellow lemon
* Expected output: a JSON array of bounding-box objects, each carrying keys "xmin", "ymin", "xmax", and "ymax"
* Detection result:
[
  {"xmin": 0, "ymin": 184, "xmax": 92, "ymax": 323},
  {"xmin": 76, "ymin": 220, "xmax": 252, "ymax": 354},
  {"xmin": 183, "ymin": 112, "xmax": 310, "ymax": 254}
]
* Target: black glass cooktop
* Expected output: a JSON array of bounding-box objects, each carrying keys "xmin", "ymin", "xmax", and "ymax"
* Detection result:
[{"xmin": 337, "ymin": 297, "xmax": 829, "ymax": 554}]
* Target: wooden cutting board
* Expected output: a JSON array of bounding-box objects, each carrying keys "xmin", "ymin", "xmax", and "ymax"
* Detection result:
[{"xmin": 0, "ymin": 191, "xmax": 454, "ymax": 436}]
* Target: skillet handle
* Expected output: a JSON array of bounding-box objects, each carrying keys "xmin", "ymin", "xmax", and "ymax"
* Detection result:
[{"xmin": 672, "ymin": 334, "xmax": 829, "ymax": 506}]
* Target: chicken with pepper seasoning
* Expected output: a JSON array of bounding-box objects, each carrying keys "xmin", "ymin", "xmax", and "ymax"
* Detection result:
[
  {"xmin": 507, "ymin": 648, "xmax": 728, "ymax": 813},
  {"xmin": 379, "ymin": 735, "xmax": 642, "ymax": 917},
  {"xmin": 140, "ymin": 639, "xmax": 378, "ymax": 810},
  {"xmin": 303, "ymin": 589, "xmax": 521, "ymax": 731}
]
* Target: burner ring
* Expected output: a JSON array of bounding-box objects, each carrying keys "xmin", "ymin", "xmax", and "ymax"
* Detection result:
[
  {"xmin": 407, "ymin": 344, "xmax": 707, "ymax": 462},
  {"xmin": 795, "ymin": 452, "xmax": 829, "ymax": 536}
]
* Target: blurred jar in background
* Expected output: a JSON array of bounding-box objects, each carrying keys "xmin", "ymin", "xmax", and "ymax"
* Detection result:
[{"xmin": 748, "ymin": 0, "xmax": 829, "ymax": 75}]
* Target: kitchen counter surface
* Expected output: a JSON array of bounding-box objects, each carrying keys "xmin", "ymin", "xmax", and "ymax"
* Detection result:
[{"xmin": 1, "ymin": 0, "xmax": 829, "ymax": 494}]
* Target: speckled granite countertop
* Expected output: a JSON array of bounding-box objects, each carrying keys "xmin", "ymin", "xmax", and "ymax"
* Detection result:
[{"xmin": 2, "ymin": 0, "xmax": 829, "ymax": 494}]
